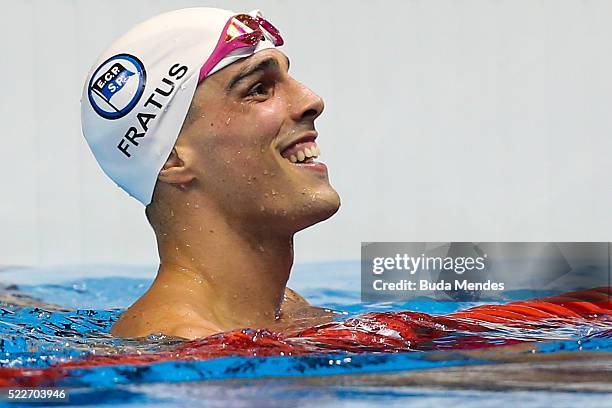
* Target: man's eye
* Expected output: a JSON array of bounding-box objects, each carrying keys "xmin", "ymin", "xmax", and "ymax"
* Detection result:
[{"xmin": 247, "ymin": 83, "xmax": 269, "ymax": 97}]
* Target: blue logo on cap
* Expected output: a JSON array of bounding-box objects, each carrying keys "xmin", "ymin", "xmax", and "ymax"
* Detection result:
[{"xmin": 88, "ymin": 54, "xmax": 146, "ymax": 120}]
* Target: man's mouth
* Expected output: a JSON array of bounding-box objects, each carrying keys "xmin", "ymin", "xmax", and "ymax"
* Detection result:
[
  {"xmin": 278, "ymin": 132, "xmax": 328, "ymax": 173},
  {"xmin": 280, "ymin": 141, "xmax": 320, "ymax": 164}
]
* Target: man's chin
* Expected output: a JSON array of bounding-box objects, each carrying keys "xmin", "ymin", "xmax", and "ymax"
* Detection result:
[{"xmin": 294, "ymin": 188, "xmax": 341, "ymax": 232}]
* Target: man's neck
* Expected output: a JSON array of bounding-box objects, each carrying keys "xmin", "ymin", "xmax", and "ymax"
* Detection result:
[{"xmin": 151, "ymin": 200, "xmax": 294, "ymax": 330}]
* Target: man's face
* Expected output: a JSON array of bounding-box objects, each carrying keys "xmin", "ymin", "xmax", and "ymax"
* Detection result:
[{"xmin": 175, "ymin": 49, "xmax": 340, "ymax": 233}]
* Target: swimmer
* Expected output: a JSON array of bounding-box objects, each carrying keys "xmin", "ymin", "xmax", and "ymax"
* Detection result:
[{"xmin": 81, "ymin": 8, "xmax": 340, "ymax": 339}]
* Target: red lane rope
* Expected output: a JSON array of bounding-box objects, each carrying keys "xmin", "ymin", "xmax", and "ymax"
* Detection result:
[{"xmin": 1, "ymin": 287, "xmax": 610, "ymax": 387}]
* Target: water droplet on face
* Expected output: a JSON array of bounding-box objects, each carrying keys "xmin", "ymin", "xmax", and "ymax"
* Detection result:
[
  {"xmin": 260, "ymin": 205, "xmax": 265, "ymax": 212},
  {"xmin": 271, "ymin": 190, "xmax": 278, "ymax": 196},
  {"xmin": 263, "ymin": 170, "xmax": 269, "ymax": 175},
  {"xmin": 225, "ymin": 117, "xmax": 231, "ymax": 125},
  {"xmin": 258, "ymin": 245, "xmax": 265, "ymax": 252}
]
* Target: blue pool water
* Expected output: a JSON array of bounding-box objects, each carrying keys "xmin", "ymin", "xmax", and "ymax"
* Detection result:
[{"xmin": 0, "ymin": 261, "xmax": 611, "ymax": 407}]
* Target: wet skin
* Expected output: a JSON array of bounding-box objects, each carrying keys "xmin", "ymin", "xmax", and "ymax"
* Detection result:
[{"xmin": 111, "ymin": 49, "xmax": 341, "ymax": 340}]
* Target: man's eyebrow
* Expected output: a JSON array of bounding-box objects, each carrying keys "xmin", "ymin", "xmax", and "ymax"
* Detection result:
[{"xmin": 226, "ymin": 55, "xmax": 290, "ymax": 91}]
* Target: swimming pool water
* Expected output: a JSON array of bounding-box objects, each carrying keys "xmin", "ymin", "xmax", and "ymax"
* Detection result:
[{"xmin": 0, "ymin": 261, "xmax": 610, "ymax": 407}]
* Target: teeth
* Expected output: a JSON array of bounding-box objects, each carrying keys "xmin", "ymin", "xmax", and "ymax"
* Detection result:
[{"xmin": 284, "ymin": 145, "xmax": 320, "ymax": 164}]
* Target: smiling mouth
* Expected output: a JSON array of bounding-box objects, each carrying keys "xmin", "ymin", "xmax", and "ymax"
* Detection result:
[{"xmin": 281, "ymin": 141, "xmax": 320, "ymax": 164}]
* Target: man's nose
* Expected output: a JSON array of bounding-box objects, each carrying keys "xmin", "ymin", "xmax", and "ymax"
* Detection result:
[{"xmin": 289, "ymin": 81, "xmax": 325, "ymax": 122}]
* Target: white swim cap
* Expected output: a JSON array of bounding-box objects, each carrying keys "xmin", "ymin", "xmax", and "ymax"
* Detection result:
[{"xmin": 81, "ymin": 7, "xmax": 280, "ymax": 205}]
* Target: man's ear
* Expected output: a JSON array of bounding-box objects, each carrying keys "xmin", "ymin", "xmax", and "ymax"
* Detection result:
[{"xmin": 157, "ymin": 147, "xmax": 195, "ymax": 185}]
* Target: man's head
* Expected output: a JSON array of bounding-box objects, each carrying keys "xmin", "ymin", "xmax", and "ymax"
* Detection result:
[{"xmin": 82, "ymin": 7, "xmax": 339, "ymax": 235}]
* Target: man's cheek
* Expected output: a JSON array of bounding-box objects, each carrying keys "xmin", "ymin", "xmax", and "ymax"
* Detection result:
[
  {"xmin": 252, "ymin": 103, "xmax": 284, "ymax": 137},
  {"xmin": 213, "ymin": 151, "xmax": 266, "ymax": 193}
]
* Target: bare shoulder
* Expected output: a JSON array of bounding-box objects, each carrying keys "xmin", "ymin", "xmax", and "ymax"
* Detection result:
[
  {"xmin": 283, "ymin": 287, "xmax": 310, "ymax": 306},
  {"xmin": 279, "ymin": 286, "xmax": 334, "ymax": 327},
  {"xmin": 111, "ymin": 302, "xmax": 216, "ymax": 339},
  {"xmin": 167, "ymin": 322, "xmax": 221, "ymax": 340}
]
